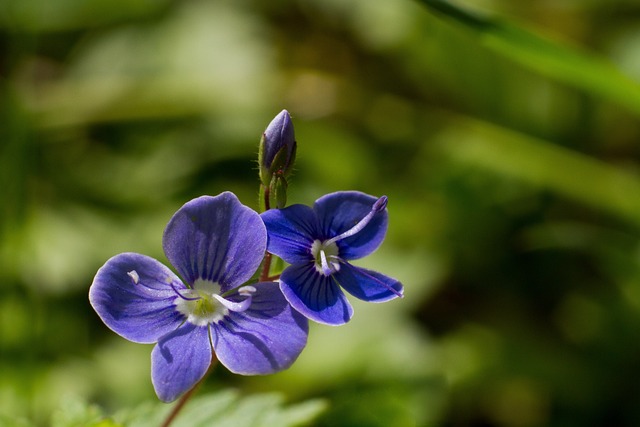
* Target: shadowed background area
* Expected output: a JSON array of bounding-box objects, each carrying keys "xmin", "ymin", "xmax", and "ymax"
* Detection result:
[{"xmin": 2, "ymin": 0, "xmax": 640, "ymax": 426}]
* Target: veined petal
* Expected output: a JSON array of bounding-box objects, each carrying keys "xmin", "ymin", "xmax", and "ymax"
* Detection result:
[
  {"xmin": 211, "ymin": 282, "xmax": 308, "ymax": 375},
  {"xmin": 89, "ymin": 253, "xmax": 184, "ymax": 344},
  {"xmin": 334, "ymin": 263, "xmax": 404, "ymax": 302},
  {"xmin": 279, "ymin": 263, "xmax": 353, "ymax": 325},
  {"xmin": 261, "ymin": 204, "xmax": 319, "ymax": 264},
  {"xmin": 314, "ymin": 191, "xmax": 388, "ymax": 260},
  {"xmin": 151, "ymin": 323, "xmax": 212, "ymax": 402},
  {"xmin": 162, "ymin": 192, "xmax": 266, "ymax": 292}
]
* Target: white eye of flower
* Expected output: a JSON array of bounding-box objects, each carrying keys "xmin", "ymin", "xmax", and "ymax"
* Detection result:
[
  {"xmin": 311, "ymin": 240, "xmax": 341, "ymax": 276},
  {"xmin": 174, "ymin": 279, "xmax": 255, "ymax": 326}
]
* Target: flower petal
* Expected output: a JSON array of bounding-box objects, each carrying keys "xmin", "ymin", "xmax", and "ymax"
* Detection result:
[
  {"xmin": 314, "ymin": 191, "xmax": 388, "ymax": 260},
  {"xmin": 163, "ymin": 192, "xmax": 266, "ymax": 291},
  {"xmin": 211, "ymin": 282, "xmax": 308, "ymax": 375},
  {"xmin": 334, "ymin": 263, "xmax": 404, "ymax": 302},
  {"xmin": 279, "ymin": 263, "xmax": 353, "ymax": 325},
  {"xmin": 89, "ymin": 253, "xmax": 185, "ymax": 344},
  {"xmin": 260, "ymin": 204, "xmax": 319, "ymax": 264},
  {"xmin": 151, "ymin": 323, "xmax": 212, "ymax": 402}
]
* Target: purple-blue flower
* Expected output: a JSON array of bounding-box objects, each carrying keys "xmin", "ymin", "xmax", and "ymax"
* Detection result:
[
  {"xmin": 89, "ymin": 192, "xmax": 308, "ymax": 402},
  {"xmin": 260, "ymin": 191, "xmax": 404, "ymax": 325}
]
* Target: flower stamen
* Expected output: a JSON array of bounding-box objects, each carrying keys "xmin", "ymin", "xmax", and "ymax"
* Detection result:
[
  {"xmin": 169, "ymin": 281, "xmax": 202, "ymax": 301},
  {"xmin": 311, "ymin": 240, "xmax": 341, "ymax": 275},
  {"xmin": 354, "ymin": 268, "xmax": 404, "ymax": 299},
  {"xmin": 213, "ymin": 286, "xmax": 255, "ymax": 313},
  {"xmin": 319, "ymin": 248, "xmax": 333, "ymax": 276},
  {"xmin": 127, "ymin": 270, "xmax": 140, "ymax": 285},
  {"xmin": 325, "ymin": 196, "xmax": 387, "ymax": 245}
]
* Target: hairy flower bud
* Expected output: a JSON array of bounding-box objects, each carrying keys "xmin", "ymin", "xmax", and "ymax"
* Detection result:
[{"xmin": 259, "ymin": 110, "xmax": 297, "ymax": 187}]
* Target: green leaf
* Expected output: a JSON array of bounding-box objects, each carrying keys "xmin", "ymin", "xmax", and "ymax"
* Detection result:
[
  {"xmin": 416, "ymin": 0, "xmax": 640, "ymax": 116},
  {"xmin": 50, "ymin": 398, "xmax": 122, "ymax": 427},
  {"xmin": 113, "ymin": 390, "xmax": 327, "ymax": 427},
  {"xmin": 434, "ymin": 116, "xmax": 640, "ymax": 228}
]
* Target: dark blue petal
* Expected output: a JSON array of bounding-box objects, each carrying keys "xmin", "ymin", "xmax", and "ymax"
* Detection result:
[
  {"xmin": 89, "ymin": 253, "xmax": 184, "ymax": 344},
  {"xmin": 334, "ymin": 263, "xmax": 404, "ymax": 302},
  {"xmin": 211, "ymin": 282, "xmax": 308, "ymax": 375},
  {"xmin": 162, "ymin": 192, "xmax": 266, "ymax": 292},
  {"xmin": 151, "ymin": 323, "xmax": 212, "ymax": 402},
  {"xmin": 260, "ymin": 204, "xmax": 319, "ymax": 264},
  {"xmin": 279, "ymin": 263, "xmax": 353, "ymax": 325},
  {"xmin": 314, "ymin": 191, "xmax": 388, "ymax": 260}
]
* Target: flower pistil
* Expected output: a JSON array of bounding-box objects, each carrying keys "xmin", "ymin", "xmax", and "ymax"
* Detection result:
[{"xmin": 173, "ymin": 280, "xmax": 255, "ymax": 327}]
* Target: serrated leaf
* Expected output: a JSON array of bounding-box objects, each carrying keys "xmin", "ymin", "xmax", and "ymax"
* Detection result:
[
  {"xmin": 50, "ymin": 399, "xmax": 118, "ymax": 427},
  {"xmin": 416, "ymin": 0, "xmax": 640, "ymax": 116},
  {"xmin": 113, "ymin": 390, "xmax": 326, "ymax": 427}
]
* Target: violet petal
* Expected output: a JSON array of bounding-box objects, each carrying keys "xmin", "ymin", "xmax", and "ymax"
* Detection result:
[
  {"xmin": 334, "ymin": 263, "xmax": 404, "ymax": 302},
  {"xmin": 163, "ymin": 192, "xmax": 266, "ymax": 292},
  {"xmin": 279, "ymin": 263, "xmax": 353, "ymax": 325},
  {"xmin": 261, "ymin": 204, "xmax": 319, "ymax": 264},
  {"xmin": 151, "ymin": 323, "xmax": 212, "ymax": 402},
  {"xmin": 314, "ymin": 191, "xmax": 388, "ymax": 260},
  {"xmin": 89, "ymin": 252, "xmax": 185, "ymax": 344},
  {"xmin": 211, "ymin": 282, "xmax": 308, "ymax": 375}
]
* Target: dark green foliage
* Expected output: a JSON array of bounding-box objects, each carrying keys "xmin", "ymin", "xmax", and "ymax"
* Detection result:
[{"xmin": 2, "ymin": 0, "xmax": 640, "ymax": 425}]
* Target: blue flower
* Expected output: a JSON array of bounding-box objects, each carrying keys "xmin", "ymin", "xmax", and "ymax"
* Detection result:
[
  {"xmin": 89, "ymin": 192, "xmax": 308, "ymax": 402},
  {"xmin": 260, "ymin": 191, "xmax": 404, "ymax": 325}
]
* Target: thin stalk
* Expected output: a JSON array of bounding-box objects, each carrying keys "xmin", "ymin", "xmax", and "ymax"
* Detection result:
[
  {"xmin": 258, "ymin": 182, "xmax": 273, "ymax": 281},
  {"xmin": 259, "ymin": 252, "xmax": 272, "ymax": 282}
]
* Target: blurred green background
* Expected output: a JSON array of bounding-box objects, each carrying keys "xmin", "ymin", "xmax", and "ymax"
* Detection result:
[{"xmin": 3, "ymin": 0, "xmax": 640, "ymax": 425}]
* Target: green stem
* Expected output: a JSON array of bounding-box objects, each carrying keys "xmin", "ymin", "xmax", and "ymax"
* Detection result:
[
  {"xmin": 258, "ymin": 183, "xmax": 273, "ymax": 281},
  {"xmin": 259, "ymin": 183, "xmax": 271, "ymax": 212}
]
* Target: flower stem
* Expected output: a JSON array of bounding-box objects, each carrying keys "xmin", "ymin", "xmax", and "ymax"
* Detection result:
[
  {"xmin": 160, "ymin": 351, "xmax": 217, "ymax": 427},
  {"xmin": 259, "ymin": 252, "xmax": 272, "ymax": 282},
  {"xmin": 259, "ymin": 183, "xmax": 271, "ymax": 212},
  {"xmin": 258, "ymin": 183, "xmax": 273, "ymax": 281}
]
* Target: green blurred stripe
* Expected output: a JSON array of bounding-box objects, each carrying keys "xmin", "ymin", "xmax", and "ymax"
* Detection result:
[
  {"xmin": 417, "ymin": 0, "xmax": 640, "ymax": 116},
  {"xmin": 437, "ymin": 118, "xmax": 640, "ymax": 227}
]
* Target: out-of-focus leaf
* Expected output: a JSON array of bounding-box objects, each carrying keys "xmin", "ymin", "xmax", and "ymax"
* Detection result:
[
  {"xmin": 22, "ymin": 1, "xmax": 276, "ymax": 127},
  {"xmin": 434, "ymin": 116, "xmax": 640, "ymax": 228},
  {"xmin": 0, "ymin": 0, "xmax": 170, "ymax": 32},
  {"xmin": 313, "ymin": 380, "xmax": 438, "ymax": 427},
  {"xmin": 416, "ymin": 0, "xmax": 640, "ymax": 116},
  {"xmin": 51, "ymin": 398, "xmax": 120, "ymax": 427},
  {"xmin": 0, "ymin": 414, "xmax": 34, "ymax": 427},
  {"xmin": 113, "ymin": 391, "xmax": 326, "ymax": 427}
]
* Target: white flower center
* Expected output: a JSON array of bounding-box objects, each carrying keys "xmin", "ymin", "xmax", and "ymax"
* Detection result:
[
  {"xmin": 174, "ymin": 279, "xmax": 228, "ymax": 326},
  {"xmin": 311, "ymin": 239, "xmax": 341, "ymax": 276}
]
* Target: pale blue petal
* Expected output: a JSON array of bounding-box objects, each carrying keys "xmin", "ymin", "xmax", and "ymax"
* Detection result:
[
  {"xmin": 151, "ymin": 323, "xmax": 212, "ymax": 402},
  {"xmin": 162, "ymin": 192, "xmax": 266, "ymax": 292},
  {"xmin": 279, "ymin": 263, "xmax": 353, "ymax": 325},
  {"xmin": 89, "ymin": 253, "xmax": 184, "ymax": 344},
  {"xmin": 211, "ymin": 282, "xmax": 308, "ymax": 375}
]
